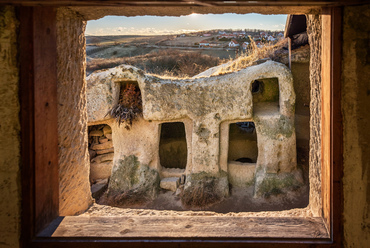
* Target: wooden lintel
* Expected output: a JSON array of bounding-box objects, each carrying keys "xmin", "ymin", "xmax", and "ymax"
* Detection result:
[
  {"xmin": 1, "ymin": 0, "xmax": 368, "ymax": 7},
  {"xmin": 181, "ymin": 0, "xmax": 216, "ymax": 7}
]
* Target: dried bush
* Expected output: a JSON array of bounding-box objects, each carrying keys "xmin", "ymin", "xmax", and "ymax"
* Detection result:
[
  {"xmin": 214, "ymin": 37, "xmax": 288, "ymax": 75},
  {"xmin": 106, "ymin": 83, "xmax": 142, "ymax": 129},
  {"xmin": 87, "ymin": 49, "xmax": 225, "ymax": 78},
  {"xmin": 181, "ymin": 177, "xmax": 222, "ymax": 208}
]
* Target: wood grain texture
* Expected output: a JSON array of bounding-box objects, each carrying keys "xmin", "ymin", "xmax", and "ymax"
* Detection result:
[
  {"xmin": 19, "ymin": 6, "xmax": 36, "ymax": 246},
  {"xmin": 330, "ymin": 7, "xmax": 343, "ymax": 246},
  {"xmin": 321, "ymin": 8, "xmax": 331, "ymax": 233},
  {"xmin": 0, "ymin": 0, "xmax": 368, "ymax": 7},
  {"xmin": 48, "ymin": 216, "xmax": 329, "ymax": 239},
  {"xmin": 32, "ymin": 6, "xmax": 59, "ymax": 234}
]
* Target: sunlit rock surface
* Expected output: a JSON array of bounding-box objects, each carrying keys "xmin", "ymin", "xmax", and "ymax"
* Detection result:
[{"xmin": 87, "ymin": 60, "xmax": 300, "ymax": 206}]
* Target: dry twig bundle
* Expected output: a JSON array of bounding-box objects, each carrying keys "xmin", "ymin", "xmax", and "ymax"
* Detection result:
[{"xmin": 106, "ymin": 83, "xmax": 142, "ymax": 129}]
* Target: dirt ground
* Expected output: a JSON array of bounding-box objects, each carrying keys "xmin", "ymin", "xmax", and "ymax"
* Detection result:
[
  {"xmin": 90, "ymin": 143, "xmax": 309, "ymax": 215},
  {"xmin": 83, "ymin": 179, "xmax": 310, "ymax": 218}
]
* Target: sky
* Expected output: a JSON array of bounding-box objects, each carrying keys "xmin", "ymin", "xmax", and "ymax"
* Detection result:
[{"xmin": 86, "ymin": 13, "xmax": 287, "ymax": 36}]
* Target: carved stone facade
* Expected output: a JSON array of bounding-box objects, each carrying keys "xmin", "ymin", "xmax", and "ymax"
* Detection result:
[{"xmin": 87, "ymin": 61, "xmax": 302, "ymax": 206}]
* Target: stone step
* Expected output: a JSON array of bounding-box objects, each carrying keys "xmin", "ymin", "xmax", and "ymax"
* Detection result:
[
  {"xmin": 160, "ymin": 168, "xmax": 185, "ymax": 178},
  {"xmin": 160, "ymin": 177, "xmax": 179, "ymax": 192},
  {"xmin": 91, "ymin": 179, "xmax": 108, "ymax": 199}
]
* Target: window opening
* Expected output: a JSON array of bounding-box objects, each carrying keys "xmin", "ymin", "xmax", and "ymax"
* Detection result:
[
  {"xmin": 18, "ymin": 7, "xmax": 332, "ymax": 240},
  {"xmin": 80, "ymin": 12, "xmax": 310, "ymax": 215}
]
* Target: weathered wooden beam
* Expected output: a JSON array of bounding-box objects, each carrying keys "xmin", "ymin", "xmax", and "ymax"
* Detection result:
[
  {"xmin": 19, "ymin": 6, "xmax": 36, "ymax": 247},
  {"xmin": 330, "ymin": 7, "xmax": 343, "ymax": 245},
  {"xmin": 321, "ymin": 6, "xmax": 343, "ymax": 243},
  {"xmin": 181, "ymin": 0, "xmax": 215, "ymax": 7},
  {"xmin": 321, "ymin": 6, "xmax": 332, "ymax": 234},
  {"xmin": 288, "ymin": 37, "xmax": 292, "ymax": 69},
  {"xmin": 41, "ymin": 216, "xmax": 329, "ymax": 239},
  {"xmin": 0, "ymin": 0, "xmax": 367, "ymax": 6},
  {"xmin": 19, "ymin": 6, "xmax": 59, "ymax": 237}
]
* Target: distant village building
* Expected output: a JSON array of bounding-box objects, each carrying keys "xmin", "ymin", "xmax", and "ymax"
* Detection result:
[
  {"xmin": 203, "ymin": 33, "xmax": 211, "ymax": 37},
  {"xmin": 267, "ymin": 35, "xmax": 276, "ymax": 41},
  {"xmin": 253, "ymin": 35, "xmax": 261, "ymax": 41},
  {"xmin": 218, "ymin": 33, "xmax": 237, "ymax": 39},
  {"xmin": 255, "ymin": 40, "xmax": 263, "ymax": 48},
  {"xmin": 209, "ymin": 42, "xmax": 221, "ymax": 47},
  {"xmin": 242, "ymin": 41, "xmax": 250, "ymax": 50},
  {"xmin": 277, "ymin": 32, "xmax": 284, "ymax": 40},
  {"xmin": 199, "ymin": 40, "xmax": 210, "ymax": 47},
  {"xmin": 229, "ymin": 39, "xmax": 239, "ymax": 47}
]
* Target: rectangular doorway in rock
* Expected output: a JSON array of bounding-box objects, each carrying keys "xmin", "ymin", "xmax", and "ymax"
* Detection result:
[
  {"xmin": 88, "ymin": 124, "xmax": 114, "ymax": 200},
  {"xmin": 252, "ymin": 77, "xmax": 280, "ymax": 114},
  {"xmin": 227, "ymin": 122, "xmax": 258, "ymax": 187},
  {"xmin": 159, "ymin": 122, "xmax": 187, "ymax": 170}
]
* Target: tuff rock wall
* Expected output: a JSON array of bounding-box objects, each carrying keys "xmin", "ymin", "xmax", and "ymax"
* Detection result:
[
  {"xmin": 86, "ymin": 61, "xmax": 299, "ymax": 205},
  {"xmin": 306, "ymin": 13, "xmax": 322, "ymax": 216},
  {"xmin": 56, "ymin": 8, "xmax": 93, "ymax": 215},
  {"xmin": 342, "ymin": 5, "xmax": 370, "ymax": 247},
  {"xmin": 0, "ymin": 6, "xmax": 20, "ymax": 248}
]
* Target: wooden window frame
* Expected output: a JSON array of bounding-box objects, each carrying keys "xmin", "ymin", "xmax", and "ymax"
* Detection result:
[{"xmin": 17, "ymin": 2, "xmax": 343, "ymax": 247}]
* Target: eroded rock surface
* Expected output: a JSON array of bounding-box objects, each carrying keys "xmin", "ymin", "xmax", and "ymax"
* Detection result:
[
  {"xmin": 107, "ymin": 155, "xmax": 160, "ymax": 206},
  {"xmin": 87, "ymin": 60, "xmax": 300, "ymax": 206}
]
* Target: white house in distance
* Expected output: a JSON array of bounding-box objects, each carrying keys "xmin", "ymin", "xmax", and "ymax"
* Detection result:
[
  {"xmin": 242, "ymin": 41, "xmax": 250, "ymax": 50},
  {"xmin": 255, "ymin": 40, "xmax": 263, "ymax": 48},
  {"xmin": 199, "ymin": 40, "xmax": 209, "ymax": 47},
  {"xmin": 267, "ymin": 35, "xmax": 276, "ymax": 41},
  {"xmin": 218, "ymin": 33, "xmax": 236, "ymax": 39},
  {"xmin": 209, "ymin": 42, "xmax": 221, "ymax": 48},
  {"xmin": 277, "ymin": 32, "xmax": 284, "ymax": 40},
  {"xmin": 229, "ymin": 39, "xmax": 239, "ymax": 47}
]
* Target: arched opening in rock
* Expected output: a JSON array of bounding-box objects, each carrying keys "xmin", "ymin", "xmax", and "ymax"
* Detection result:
[
  {"xmin": 159, "ymin": 122, "xmax": 188, "ymax": 169},
  {"xmin": 88, "ymin": 124, "xmax": 114, "ymax": 199}
]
